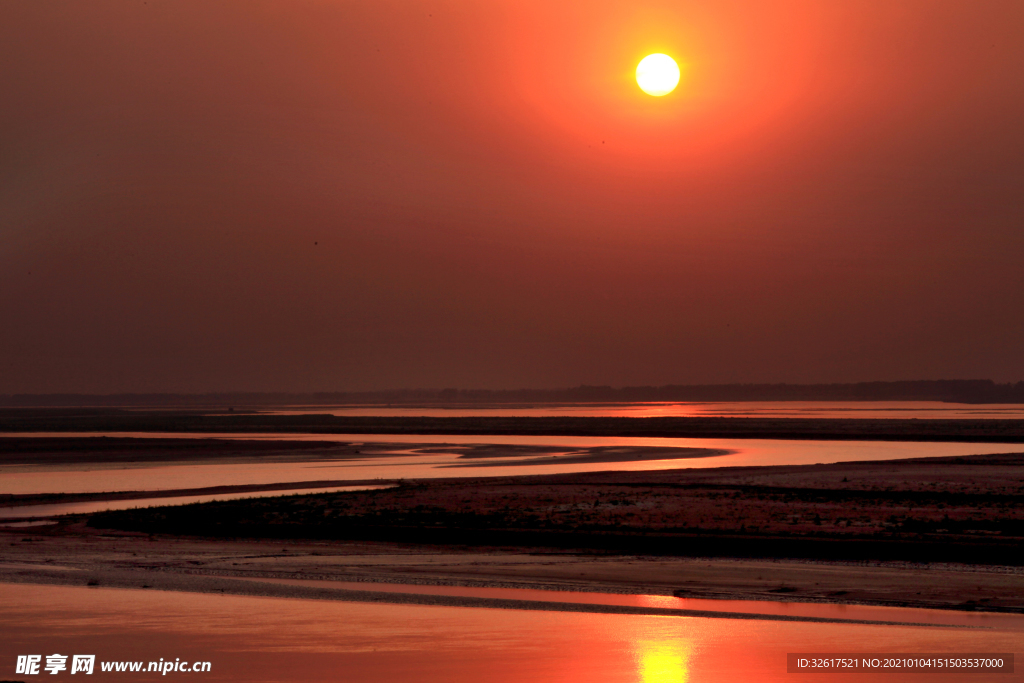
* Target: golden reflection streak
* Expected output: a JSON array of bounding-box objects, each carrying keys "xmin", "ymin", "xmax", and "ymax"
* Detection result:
[{"xmin": 637, "ymin": 640, "xmax": 689, "ymax": 683}]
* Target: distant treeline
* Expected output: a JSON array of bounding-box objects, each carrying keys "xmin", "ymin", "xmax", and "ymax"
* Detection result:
[{"xmin": 2, "ymin": 380, "xmax": 1024, "ymax": 407}]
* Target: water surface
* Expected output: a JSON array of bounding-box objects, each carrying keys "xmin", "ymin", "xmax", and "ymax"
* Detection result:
[
  {"xmin": 254, "ymin": 401, "xmax": 1024, "ymax": 419},
  {"xmin": 0, "ymin": 433, "xmax": 1013, "ymax": 495},
  {"xmin": 1, "ymin": 583, "xmax": 1018, "ymax": 682}
]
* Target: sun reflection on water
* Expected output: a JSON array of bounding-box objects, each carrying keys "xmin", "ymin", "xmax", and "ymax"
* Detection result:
[{"xmin": 637, "ymin": 640, "xmax": 689, "ymax": 683}]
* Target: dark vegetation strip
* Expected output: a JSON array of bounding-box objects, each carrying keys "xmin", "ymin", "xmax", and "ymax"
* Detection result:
[
  {"xmin": 557, "ymin": 482, "xmax": 1024, "ymax": 505},
  {"xmin": 88, "ymin": 478, "xmax": 1024, "ymax": 566},
  {"xmin": 88, "ymin": 512, "xmax": 1024, "ymax": 565},
  {"xmin": 3, "ymin": 379, "xmax": 1024, "ymax": 405}
]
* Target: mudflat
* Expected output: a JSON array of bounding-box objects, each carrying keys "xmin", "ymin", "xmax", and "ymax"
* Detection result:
[
  {"xmin": 88, "ymin": 452, "xmax": 1024, "ymax": 566},
  {"xmin": 0, "ymin": 449, "xmax": 1018, "ymax": 614},
  {"xmin": 2, "ymin": 428, "xmax": 1022, "ymax": 616},
  {"xmin": 2, "ymin": 525, "xmax": 1022, "ymax": 616}
]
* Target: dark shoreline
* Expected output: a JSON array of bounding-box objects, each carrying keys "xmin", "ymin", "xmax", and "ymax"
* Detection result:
[
  {"xmin": 0, "ymin": 479, "xmax": 396, "ymax": 509},
  {"xmin": 3, "ymin": 379, "xmax": 1023, "ymax": 405},
  {"xmin": 0, "ymin": 571, "xmax": 967, "ymax": 627},
  {"xmin": 4, "ymin": 411, "xmax": 1024, "ymax": 442},
  {"xmin": 86, "ymin": 518, "xmax": 1024, "ymax": 567}
]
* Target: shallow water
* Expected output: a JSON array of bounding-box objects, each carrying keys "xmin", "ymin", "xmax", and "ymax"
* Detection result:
[
  {"xmin": 0, "ymin": 519, "xmax": 57, "ymax": 528},
  {"xmin": 0, "ymin": 485, "xmax": 392, "ymax": 520},
  {"xmin": 256, "ymin": 401, "xmax": 1024, "ymax": 419},
  {"xmin": 0, "ymin": 583, "xmax": 1018, "ymax": 682},
  {"xmin": 0, "ymin": 433, "xmax": 1013, "ymax": 495}
]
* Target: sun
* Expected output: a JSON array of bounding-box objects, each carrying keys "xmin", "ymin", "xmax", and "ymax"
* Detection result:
[{"xmin": 636, "ymin": 54, "xmax": 680, "ymax": 97}]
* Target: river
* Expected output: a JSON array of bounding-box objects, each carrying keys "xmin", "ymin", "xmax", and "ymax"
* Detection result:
[{"xmin": 1, "ymin": 583, "xmax": 1018, "ymax": 682}]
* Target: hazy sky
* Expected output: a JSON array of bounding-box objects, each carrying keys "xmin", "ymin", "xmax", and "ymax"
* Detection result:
[{"xmin": 2, "ymin": 0, "xmax": 1023, "ymax": 393}]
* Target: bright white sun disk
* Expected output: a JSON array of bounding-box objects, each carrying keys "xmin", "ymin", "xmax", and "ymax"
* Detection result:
[{"xmin": 636, "ymin": 54, "xmax": 680, "ymax": 96}]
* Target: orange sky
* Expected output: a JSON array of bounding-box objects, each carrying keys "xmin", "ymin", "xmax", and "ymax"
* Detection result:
[{"xmin": 2, "ymin": 0, "xmax": 1023, "ymax": 392}]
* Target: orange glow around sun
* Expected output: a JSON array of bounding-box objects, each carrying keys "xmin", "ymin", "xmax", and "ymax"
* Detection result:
[{"xmin": 501, "ymin": 1, "xmax": 828, "ymax": 166}]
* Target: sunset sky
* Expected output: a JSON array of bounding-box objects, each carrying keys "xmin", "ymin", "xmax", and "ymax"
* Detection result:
[{"xmin": 2, "ymin": 0, "xmax": 1023, "ymax": 393}]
